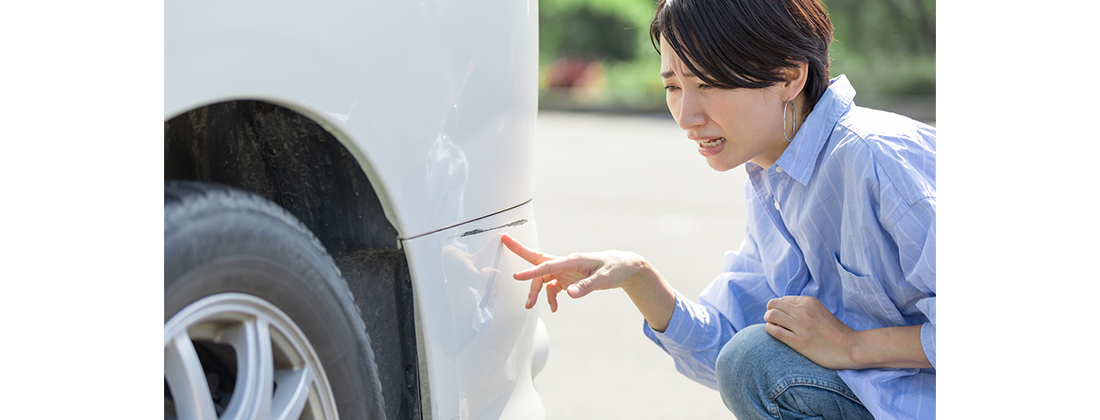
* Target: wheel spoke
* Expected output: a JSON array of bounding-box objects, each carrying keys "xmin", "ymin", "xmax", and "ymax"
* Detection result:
[
  {"xmin": 164, "ymin": 293, "xmax": 340, "ymax": 420},
  {"xmin": 220, "ymin": 319, "xmax": 275, "ymax": 420},
  {"xmin": 164, "ymin": 332, "xmax": 218, "ymax": 420},
  {"xmin": 271, "ymin": 366, "xmax": 315, "ymax": 420}
]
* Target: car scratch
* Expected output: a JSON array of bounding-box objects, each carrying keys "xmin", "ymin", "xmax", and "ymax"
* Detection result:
[{"xmin": 460, "ymin": 219, "xmax": 529, "ymax": 237}]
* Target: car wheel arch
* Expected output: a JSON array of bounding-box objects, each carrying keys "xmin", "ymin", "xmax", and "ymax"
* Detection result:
[{"xmin": 164, "ymin": 100, "xmax": 424, "ymax": 420}]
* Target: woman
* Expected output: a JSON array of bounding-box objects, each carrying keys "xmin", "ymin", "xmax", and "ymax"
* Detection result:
[{"xmin": 503, "ymin": 0, "xmax": 935, "ymax": 418}]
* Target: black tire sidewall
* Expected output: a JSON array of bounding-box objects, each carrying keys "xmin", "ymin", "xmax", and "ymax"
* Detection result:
[{"xmin": 165, "ymin": 184, "xmax": 384, "ymax": 420}]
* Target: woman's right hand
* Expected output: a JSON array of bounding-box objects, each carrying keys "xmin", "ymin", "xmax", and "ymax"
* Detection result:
[{"xmin": 501, "ymin": 233, "xmax": 648, "ymax": 312}]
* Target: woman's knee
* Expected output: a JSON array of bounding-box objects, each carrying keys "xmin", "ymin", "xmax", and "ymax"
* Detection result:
[
  {"xmin": 718, "ymin": 323, "xmax": 781, "ymax": 376},
  {"xmin": 716, "ymin": 324, "xmax": 869, "ymax": 419},
  {"xmin": 719, "ymin": 324, "xmax": 762, "ymax": 367},
  {"xmin": 716, "ymin": 324, "xmax": 779, "ymax": 417}
]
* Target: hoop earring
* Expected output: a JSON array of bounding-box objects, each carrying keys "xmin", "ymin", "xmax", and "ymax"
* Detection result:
[{"xmin": 783, "ymin": 99, "xmax": 796, "ymax": 142}]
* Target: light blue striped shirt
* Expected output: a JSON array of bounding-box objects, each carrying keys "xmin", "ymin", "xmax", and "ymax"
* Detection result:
[{"xmin": 644, "ymin": 75, "xmax": 936, "ymax": 420}]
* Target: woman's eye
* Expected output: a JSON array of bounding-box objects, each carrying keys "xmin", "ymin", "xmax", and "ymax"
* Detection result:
[
  {"xmin": 664, "ymin": 85, "xmax": 679, "ymax": 92},
  {"xmin": 698, "ymin": 83, "xmax": 714, "ymax": 90}
]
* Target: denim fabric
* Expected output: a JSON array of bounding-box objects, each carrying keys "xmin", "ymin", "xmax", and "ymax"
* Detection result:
[{"xmin": 717, "ymin": 324, "xmax": 874, "ymax": 420}]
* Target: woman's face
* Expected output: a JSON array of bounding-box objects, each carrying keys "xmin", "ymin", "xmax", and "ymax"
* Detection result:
[{"xmin": 660, "ymin": 37, "xmax": 791, "ymax": 172}]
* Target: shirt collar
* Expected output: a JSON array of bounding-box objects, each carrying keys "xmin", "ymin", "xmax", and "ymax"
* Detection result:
[{"xmin": 771, "ymin": 75, "xmax": 856, "ymax": 185}]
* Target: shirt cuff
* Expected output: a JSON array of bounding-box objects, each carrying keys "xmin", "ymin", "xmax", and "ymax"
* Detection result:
[
  {"xmin": 921, "ymin": 321, "xmax": 936, "ymax": 368},
  {"xmin": 642, "ymin": 291, "xmax": 709, "ymax": 353}
]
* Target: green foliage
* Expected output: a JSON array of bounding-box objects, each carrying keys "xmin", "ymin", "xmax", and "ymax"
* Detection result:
[
  {"xmin": 538, "ymin": 0, "xmax": 936, "ymax": 109},
  {"xmin": 826, "ymin": 0, "xmax": 935, "ymax": 57},
  {"xmin": 541, "ymin": 5, "xmax": 638, "ymax": 62},
  {"xmin": 540, "ymin": 0, "xmax": 657, "ymax": 30},
  {"xmin": 539, "ymin": 0, "xmax": 667, "ymax": 109},
  {"xmin": 539, "ymin": 0, "xmax": 658, "ymax": 64},
  {"xmin": 825, "ymin": 0, "xmax": 936, "ymax": 96},
  {"xmin": 596, "ymin": 54, "xmax": 668, "ymax": 110}
]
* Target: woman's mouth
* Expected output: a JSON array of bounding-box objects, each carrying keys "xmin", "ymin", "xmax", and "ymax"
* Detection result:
[
  {"xmin": 699, "ymin": 137, "xmax": 724, "ymax": 147},
  {"xmin": 696, "ymin": 137, "xmax": 726, "ymax": 157}
]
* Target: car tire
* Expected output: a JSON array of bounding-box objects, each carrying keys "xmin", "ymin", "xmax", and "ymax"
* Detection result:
[{"xmin": 164, "ymin": 180, "xmax": 386, "ymax": 420}]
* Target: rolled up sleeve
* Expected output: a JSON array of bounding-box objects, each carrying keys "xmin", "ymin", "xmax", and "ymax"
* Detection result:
[
  {"xmin": 643, "ymin": 291, "xmax": 727, "ymax": 389},
  {"xmin": 642, "ymin": 227, "xmax": 778, "ymax": 389},
  {"xmin": 893, "ymin": 197, "xmax": 936, "ymax": 368}
]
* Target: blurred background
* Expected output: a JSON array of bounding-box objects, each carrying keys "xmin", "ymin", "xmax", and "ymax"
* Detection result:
[
  {"xmin": 529, "ymin": 1, "xmax": 934, "ymax": 419},
  {"xmin": 537, "ymin": 0, "xmax": 935, "ymax": 122}
]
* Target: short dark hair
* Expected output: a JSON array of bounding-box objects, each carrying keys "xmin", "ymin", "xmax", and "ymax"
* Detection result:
[{"xmin": 650, "ymin": 0, "xmax": 833, "ymax": 118}]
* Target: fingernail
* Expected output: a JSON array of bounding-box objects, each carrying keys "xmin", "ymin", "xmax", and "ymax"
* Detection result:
[{"xmin": 567, "ymin": 285, "xmax": 580, "ymax": 297}]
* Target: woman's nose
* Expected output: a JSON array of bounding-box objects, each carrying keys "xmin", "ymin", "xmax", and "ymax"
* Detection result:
[{"xmin": 676, "ymin": 92, "xmax": 705, "ymax": 131}]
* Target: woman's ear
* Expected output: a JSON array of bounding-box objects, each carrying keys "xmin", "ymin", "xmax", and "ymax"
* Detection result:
[{"xmin": 780, "ymin": 62, "xmax": 810, "ymax": 101}]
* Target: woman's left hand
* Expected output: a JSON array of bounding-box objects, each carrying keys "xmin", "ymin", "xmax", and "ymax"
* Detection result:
[{"xmin": 763, "ymin": 295, "xmax": 857, "ymax": 370}]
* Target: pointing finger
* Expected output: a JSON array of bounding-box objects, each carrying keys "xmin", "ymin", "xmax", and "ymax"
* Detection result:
[{"xmin": 502, "ymin": 233, "xmax": 556, "ymax": 266}]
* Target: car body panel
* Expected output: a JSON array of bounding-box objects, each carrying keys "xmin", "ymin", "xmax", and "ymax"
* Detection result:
[
  {"xmin": 165, "ymin": 0, "xmax": 540, "ymax": 239},
  {"xmin": 402, "ymin": 202, "xmax": 544, "ymax": 420},
  {"xmin": 165, "ymin": 0, "xmax": 546, "ymax": 418}
]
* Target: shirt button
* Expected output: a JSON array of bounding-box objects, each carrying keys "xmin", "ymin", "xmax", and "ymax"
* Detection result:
[
  {"xmin": 774, "ymin": 201, "xmax": 781, "ymax": 210},
  {"xmin": 776, "ymin": 167, "xmax": 783, "ymax": 173}
]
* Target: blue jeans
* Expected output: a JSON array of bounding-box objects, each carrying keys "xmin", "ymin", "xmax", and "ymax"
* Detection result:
[{"xmin": 716, "ymin": 324, "xmax": 875, "ymax": 420}]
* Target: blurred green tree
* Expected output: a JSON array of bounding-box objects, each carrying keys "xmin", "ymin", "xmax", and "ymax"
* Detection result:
[
  {"xmin": 540, "ymin": 5, "xmax": 636, "ymax": 62},
  {"xmin": 826, "ymin": 0, "xmax": 936, "ymax": 96},
  {"xmin": 539, "ymin": 0, "xmax": 658, "ymax": 65},
  {"xmin": 538, "ymin": 0, "xmax": 936, "ymax": 112}
]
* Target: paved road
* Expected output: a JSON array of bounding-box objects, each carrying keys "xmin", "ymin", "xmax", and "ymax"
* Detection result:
[{"xmin": 529, "ymin": 111, "xmax": 749, "ymax": 420}]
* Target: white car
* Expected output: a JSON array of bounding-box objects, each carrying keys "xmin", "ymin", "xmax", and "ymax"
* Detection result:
[{"xmin": 163, "ymin": 1, "xmax": 548, "ymax": 419}]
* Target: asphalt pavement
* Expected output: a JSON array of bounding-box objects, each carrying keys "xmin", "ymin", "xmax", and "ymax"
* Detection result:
[{"xmin": 529, "ymin": 111, "xmax": 749, "ymax": 420}]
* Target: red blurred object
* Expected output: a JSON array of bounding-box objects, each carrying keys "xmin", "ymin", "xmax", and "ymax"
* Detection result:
[{"xmin": 547, "ymin": 56, "xmax": 603, "ymax": 88}]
